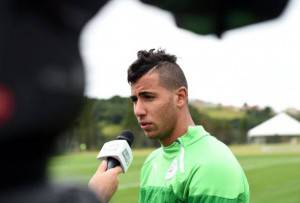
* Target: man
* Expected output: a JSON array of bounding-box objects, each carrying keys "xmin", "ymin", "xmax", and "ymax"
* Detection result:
[{"xmin": 127, "ymin": 49, "xmax": 250, "ymax": 203}]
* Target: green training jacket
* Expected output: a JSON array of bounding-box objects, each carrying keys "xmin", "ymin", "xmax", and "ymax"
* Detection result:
[{"xmin": 139, "ymin": 126, "xmax": 250, "ymax": 203}]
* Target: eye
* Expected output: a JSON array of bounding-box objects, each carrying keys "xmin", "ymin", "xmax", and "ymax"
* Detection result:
[
  {"xmin": 130, "ymin": 96, "xmax": 137, "ymax": 103},
  {"xmin": 143, "ymin": 94, "xmax": 155, "ymax": 100}
]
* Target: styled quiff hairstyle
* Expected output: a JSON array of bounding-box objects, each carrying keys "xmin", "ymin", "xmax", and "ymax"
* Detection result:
[{"xmin": 127, "ymin": 49, "xmax": 188, "ymax": 90}]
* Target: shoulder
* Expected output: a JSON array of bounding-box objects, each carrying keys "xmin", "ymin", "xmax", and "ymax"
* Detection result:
[
  {"xmin": 187, "ymin": 134, "xmax": 236, "ymax": 163},
  {"xmin": 186, "ymin": 136, "xmax": 249, "ymax": 202},
  {"xmin": 188, "ymin": 135, "xmax": 244, "ymax": 180},
  {"xmin": 142, "ymin": 147, "xmax": 162, "ymax": 166}
]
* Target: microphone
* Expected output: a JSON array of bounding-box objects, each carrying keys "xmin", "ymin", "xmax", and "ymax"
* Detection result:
[{"xmin": 97, "ymin": 130, "xmax": 134, "ymax": 172}]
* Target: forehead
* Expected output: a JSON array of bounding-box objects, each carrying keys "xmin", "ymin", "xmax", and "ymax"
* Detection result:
[{"xmin": 130, "ymin": 71, "xmax": 163, "ymax": 94}]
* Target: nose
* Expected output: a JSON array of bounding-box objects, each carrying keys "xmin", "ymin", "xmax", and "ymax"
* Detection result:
[{"xmin": 134, "ymin": 100, "xmax": 146, "ymax": 118}]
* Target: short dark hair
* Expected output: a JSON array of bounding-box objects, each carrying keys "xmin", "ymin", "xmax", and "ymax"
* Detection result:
[{"xmin": 127, "ymin": 49, "xmax": 188, "ymax": 90}]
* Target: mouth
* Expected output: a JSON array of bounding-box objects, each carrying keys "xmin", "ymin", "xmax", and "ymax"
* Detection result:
[{"xmin": 139, "ymin": 121, "xmax": 152, "ymax": 130}]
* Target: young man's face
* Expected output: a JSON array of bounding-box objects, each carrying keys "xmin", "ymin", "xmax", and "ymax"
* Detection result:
[{"xmin": 130, "ymin": 71, "xmax": 178, "ymax": 143}]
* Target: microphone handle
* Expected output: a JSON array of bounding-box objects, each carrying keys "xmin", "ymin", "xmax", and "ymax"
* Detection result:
[{"xmin": 107, "ymin": 157, "xmax": 120, "ymax": 170}]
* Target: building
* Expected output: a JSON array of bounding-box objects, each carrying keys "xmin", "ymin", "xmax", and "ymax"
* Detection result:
[{"xmin": 247, "ymin": 112, "xmax": 300, "ymax": 143}]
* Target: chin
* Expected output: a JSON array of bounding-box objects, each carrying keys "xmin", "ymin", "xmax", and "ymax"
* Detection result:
[{"xmin": 144, "ymin": 131, "xmax": 158, "ymax": 139}]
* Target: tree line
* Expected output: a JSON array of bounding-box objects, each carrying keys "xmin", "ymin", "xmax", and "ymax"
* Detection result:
[{"xmin": 57, "ymin": 96, "xmax": 298, "ymax": 152}]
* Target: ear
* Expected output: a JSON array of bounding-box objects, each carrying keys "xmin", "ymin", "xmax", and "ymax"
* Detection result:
[{"xmin": 175, "ymin": 87, "xmax": 188, "ymax": 108}]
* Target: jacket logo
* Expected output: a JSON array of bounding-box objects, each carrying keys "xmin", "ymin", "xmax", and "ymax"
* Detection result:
[{"xmin": 165, "ymin": 158, "xmax": 178, "ymax": 180}]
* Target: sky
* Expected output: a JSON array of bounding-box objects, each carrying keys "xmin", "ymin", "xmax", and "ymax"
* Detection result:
[{"xmin": 80, "ymin": 0, "xmax": 300, "ymax": 112}]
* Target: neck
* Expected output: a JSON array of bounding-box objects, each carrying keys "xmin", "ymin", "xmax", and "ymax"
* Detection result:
[{"xmin": 161, "ymin": 110, "xmax": 195, "ymax": 146}]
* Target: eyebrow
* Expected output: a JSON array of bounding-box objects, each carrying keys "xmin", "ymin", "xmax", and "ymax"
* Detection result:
[{"xmin": 130, "ymin": 91, "xmax": 155, "ymax": 102}]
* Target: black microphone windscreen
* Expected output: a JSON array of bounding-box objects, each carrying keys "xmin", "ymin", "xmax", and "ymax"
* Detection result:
[{"xmin": 117, "ymin": 130, "xmax": 134, "ymax": 147}]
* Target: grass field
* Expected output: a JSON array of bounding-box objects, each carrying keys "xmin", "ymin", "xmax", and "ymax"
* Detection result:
[{"xmin": 48, "ymin": 144, "xmax": 300, "ymax": 203}]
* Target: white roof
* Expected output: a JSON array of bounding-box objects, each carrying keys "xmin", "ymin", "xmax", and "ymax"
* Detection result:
[{"xmin": 248, "ymin": 112, "xmax": 300, "ymax": 137}]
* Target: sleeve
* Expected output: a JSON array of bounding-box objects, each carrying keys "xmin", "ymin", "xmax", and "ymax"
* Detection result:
[
  {"xmin": 186, "ymin": 161, "xmax": 249, "ymax": 203},
  {"xmin": 55, "ymin": 185, "xmax": 103, "ymax": 203}
]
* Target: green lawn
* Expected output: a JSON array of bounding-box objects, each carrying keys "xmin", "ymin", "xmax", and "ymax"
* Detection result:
[{"xmin": 48, "ymin": 144, "xmax": 300, "ymax": 203}]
